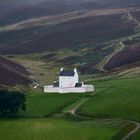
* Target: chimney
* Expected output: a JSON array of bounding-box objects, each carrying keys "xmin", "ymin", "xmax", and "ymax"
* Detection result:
[
  {"xmin": 60, "ymin": 67, "xmax": 64, "ymax": 72},
  {"xmin": 74, "ymin": 68, "xmax": 77, "ymax": 73}
]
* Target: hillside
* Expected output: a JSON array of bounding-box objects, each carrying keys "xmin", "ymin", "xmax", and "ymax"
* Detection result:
[
  {"xmin": 0, "ymin": 56, "xmax": 31, "ymax": 87},
  {"xmin": 0, "ymin": 11, "xmax": 136, "ymax": 54},
  {"xmin": 0, "ymin": 0, "xmax": 140, "ymax": 26},
  {"xmin": 0, "ymin": 2, "xmax": 140, "ymax": 80},
  {"xmin": 1, "ymin": 10, "xmax": 139, "ymax": 75},
  {"xmin": 0, "ymin": 1, "xmax": 139, "ymax": 88}
]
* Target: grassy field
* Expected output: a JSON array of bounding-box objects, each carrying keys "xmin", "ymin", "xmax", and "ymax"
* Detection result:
[
  {"xmin": 0, "ymin": 77, "xmax": 140, "ymax": 140},
  {"xmin": 0, "ymin": 91, "xmax": 123, "ymax": 140},
  {"xmin": 0, "ymin": 118, "xmax": 120, "ymax": 140},
  {"xmin": 78, "ymin": 78, "xmax": 140, "ymax": 121},
  {"xmin": 19, "ymin": 93, "xmax": 85, "ymax": 117}
]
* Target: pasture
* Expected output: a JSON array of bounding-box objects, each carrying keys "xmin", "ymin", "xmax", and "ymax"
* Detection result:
[
  {"xmin": 0, "ymin": 77, "xmax": 140, "ymax": 140},
  {"xmin": 0, "ymin": 118, "xmax": 119, "ymax": 140},
  {"xmin": 78, "ymin": 78, "xmax": 140, "ymax": 121},
  {"xmin": 19, "ymin": 93, "xmax": 85, "ymax": 117}
]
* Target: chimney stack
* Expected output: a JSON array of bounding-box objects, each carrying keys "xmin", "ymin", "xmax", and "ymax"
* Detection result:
[
  {"xmin": 74, "ymin": 68, "xmax": 77, "ymax": 73},
  {"xmin": 60, "ymin": 67, "xmax": 64, "ymax": 72}
]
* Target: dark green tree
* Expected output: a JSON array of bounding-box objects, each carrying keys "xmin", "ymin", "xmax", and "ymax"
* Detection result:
[{"xmin": 0, "ymin": 90, "xmax": 26, "ymax": 117}]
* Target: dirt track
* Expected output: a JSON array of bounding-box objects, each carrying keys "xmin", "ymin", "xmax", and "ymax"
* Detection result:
[
  {"xmin": 121, "ymin": 121, "xmax": 140, "ymax": 140},
  {"xmin": 65, "ymin": 93, "xmax": 140, "ymax": 140},
  {"xmin": 104, "ymin": 12, "xmax": 140, "ymax": 71}
]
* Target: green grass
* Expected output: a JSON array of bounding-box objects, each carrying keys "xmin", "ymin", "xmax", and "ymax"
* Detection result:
[
  {"xmin": 0, "ymin": 118, "xmax": 119, "ymax": 140},
  {"xmin": 19, "ymin": 93, "xmax": 85, "ymax": 117},
  {"xmin": 0, "ymin": 91, "xmax": 122, "ymax": 140},
  {"xmin": 1, "ymin": 77, "xmax": 140, "ymax": 140},
  {"xmin": 78, "ymin": 78, "xmax": 140, "ymax": 121}
]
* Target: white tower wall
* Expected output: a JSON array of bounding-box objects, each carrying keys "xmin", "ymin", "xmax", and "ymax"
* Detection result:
[{"xmin": 59, "ymin": 68, "xmax": 79, "ymax": 88}]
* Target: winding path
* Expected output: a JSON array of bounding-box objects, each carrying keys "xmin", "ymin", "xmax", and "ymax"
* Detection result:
[
  {"xmin": 63, "ymin": 97, "xmax": 89, "ymax": 116},
  {"xmin": 97, "ymin": 11, "xmax": 140, "ymax": 72},
  {"xmin": 96, "ymin": 39, "xmax": 126, "ymax": 72},
  {"xmin": 64, "ymin": 95, "xmax": 140, "ymax": 140},
  {"xmin": 67, "ymin": 97, "xmax": 89, "ymax": 115},
  {"xmin": 121, "ymin": 121, "xmax": 140, "ymax": 140},
  {"xmin": 127, "ymin": 12, "xmax": 140, "ymax": 26},
  {"xmin": 119, "ymin": 15, "xmax": 140, "ymax": 140}
]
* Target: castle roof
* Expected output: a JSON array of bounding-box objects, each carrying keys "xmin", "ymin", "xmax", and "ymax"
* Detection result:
[{"xmin": 60, "ymin": 70, "xmax": 75, "ymax": 77}]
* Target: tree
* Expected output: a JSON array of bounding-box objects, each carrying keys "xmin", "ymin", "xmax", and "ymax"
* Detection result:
[{"xmin": 0, "ymin": 90, "xmax": 26, "ymax": 117}]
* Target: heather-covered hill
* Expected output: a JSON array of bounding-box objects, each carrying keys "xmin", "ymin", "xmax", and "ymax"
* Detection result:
[
  {"xmin": 0, "ymin": 0, "xmax": 140, "ymax": 82},
  {"xmin": 0, "ymin": 8, "xmax": 140, "ymax": 76},
  {"xmin": 0, "ymin": 0, "xmax": 140, "ymax": 26},
  {"xmin": 104, "ymin": 40, "xmax": 140, "ymax": 71},
  {"xmin": 0, "ymin": 56, "xmax": 31, "ymax": 86},
  {"xmin": 0, "ymin": 12, "xmax": 136, "ymax": 54}
]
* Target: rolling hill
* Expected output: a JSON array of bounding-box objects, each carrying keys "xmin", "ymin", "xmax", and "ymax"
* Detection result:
[
  {"xmin": 0, "ymin": 11, "xmax": 136, "ymax": 54},
  {"xmin": 0, "ymin": 56, "xmax": 31, "ymax": 87},
  {"xmin": 0, "ymin": 0, "xmax": 140, "ymax": 26},
  {"xmin": 0, "ymin": 0, "xmax": 140, "ymax": 86}
]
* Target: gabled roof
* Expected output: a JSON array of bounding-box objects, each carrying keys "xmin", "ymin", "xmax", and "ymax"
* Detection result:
[{"xmin": 60, "ymin": 70, "xmax": 75, "ymax": 77}]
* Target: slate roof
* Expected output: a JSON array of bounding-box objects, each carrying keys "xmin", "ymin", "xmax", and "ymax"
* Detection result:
[{"xmin": 60, "ymin": 70, "xmax": 75, "ymax": 76}]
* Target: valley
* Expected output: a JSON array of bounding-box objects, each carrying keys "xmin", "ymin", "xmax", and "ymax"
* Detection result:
[
  {"xmin": 1, "ymin": 8, "xmax": 139, "ymax": 87},
  {"xmin": 0, "ymin": 0, "xmax": 140, "ymax": 140}
]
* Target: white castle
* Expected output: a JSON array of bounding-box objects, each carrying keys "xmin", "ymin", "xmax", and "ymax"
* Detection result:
[{"xmin": 44, "ymin": 68, "xmax": 94, "ymax": 93}]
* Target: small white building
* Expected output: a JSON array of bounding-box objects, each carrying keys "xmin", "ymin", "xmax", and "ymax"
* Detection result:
[{"xmin": 44, "ymin": 68, "xmax": 94, "ymax": 93}]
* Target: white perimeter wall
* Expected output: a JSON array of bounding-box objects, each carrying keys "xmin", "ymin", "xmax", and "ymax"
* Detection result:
[{"xmin": 44, "ymin": 85, "xmax": 94, "ymax": 93}]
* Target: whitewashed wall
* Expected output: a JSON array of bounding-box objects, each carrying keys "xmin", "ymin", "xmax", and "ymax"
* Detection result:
[
  {"xmin": 59, "ymin": 74, "xmax": 78, "ymax": 88},
  {"xmin": 44, "ymin": 85, "xmax": 94, "ymax": 93}
]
